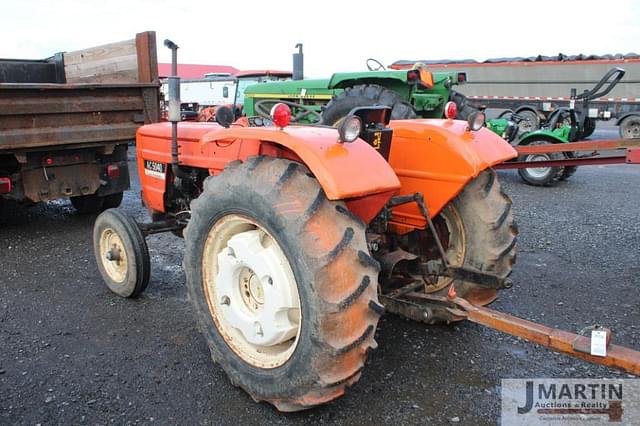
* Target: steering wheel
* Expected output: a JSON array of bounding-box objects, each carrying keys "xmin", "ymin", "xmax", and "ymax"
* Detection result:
[
  {"xmin": 366, "ymin": 58, "xmax": 386, "ymax": 71},
  {"xmin": 254, "ymin": 100, "xmax": 322, "ymax": 123}
]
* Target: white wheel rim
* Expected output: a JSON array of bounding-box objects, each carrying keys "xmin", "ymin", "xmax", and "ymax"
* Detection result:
[
  {"xmin": 202, "ymin": 214, "xmax": 301, "ymax": 368},
  {"xmin": 525, "ymin": 154, "xmax": 552, "ymax": 179},
  {"xmin": 99, "ymin": 228, "xmax": 128, "ymax": 283}
]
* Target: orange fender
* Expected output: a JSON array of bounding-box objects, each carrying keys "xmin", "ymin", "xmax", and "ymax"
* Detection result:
[
  {"xmin": 199, "ymin": 126, "xmax": 400, "ymax": 202},
  {"xmin": 136, "ymin": 122, "xmax": 400, "ymax": 223},
  {"xmin": 387, "ymin": 119, "xmax": 517, "ymax": 231}
]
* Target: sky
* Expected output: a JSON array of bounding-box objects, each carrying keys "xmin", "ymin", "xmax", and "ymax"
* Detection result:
[{"xmin": 2, "ymin": 0, "xmax": 639, "ymax": 78}]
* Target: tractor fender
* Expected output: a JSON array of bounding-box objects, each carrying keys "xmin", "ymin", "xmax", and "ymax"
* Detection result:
[
  {"xmin": 199, "ymin": 125, "xmax": 401, "ymax": 202},
  {"xmin": 615, "ymin": 112, "xmax": 640, "ymax": 126},
  {"xmin": 328, "ymin": 71, "xmax": 452, "ymax": 91},
  {"xmin": 328, "ymin": 71, "xmax": 411, "ymax": 90},
  {"xmin": 386, "ymin": 119, "xmax": 517, "ymax": 230},
  {"xmin": 516, "ymin": 129, "xmax": 568, "ymax": 146}
]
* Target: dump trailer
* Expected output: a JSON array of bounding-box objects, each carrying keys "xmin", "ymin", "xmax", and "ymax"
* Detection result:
[
  {"xmin": 391, "ymin": 55, "xmax": 640, "ymax": 138},
  {"xmin": 0, "ymin": 32, "xmax": 160, "ymax": 213}
]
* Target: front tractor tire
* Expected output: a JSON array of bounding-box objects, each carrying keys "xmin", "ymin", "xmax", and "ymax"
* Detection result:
[
  {"xmin": 320, "ymin": 84, "xmax": 416, "ymax": 125},
  {"xmin": 517, "ymin": 140, "xmax": 565, "ymax": 186},
  {"xmin": 93, "ymin": 209, "xmax": 150, "ymax": 298},
  {"xmin": 183, "ymin": 157, "xmax": 382, "ymax": 411}
]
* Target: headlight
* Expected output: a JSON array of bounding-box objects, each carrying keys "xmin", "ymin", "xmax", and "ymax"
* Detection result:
[
  {"xmin": 338, "ymin": 115, "xmax": 362, "ymax": 143},
  {"xmin": 467, "ymin": 111, "xmax": 486, "ymax": 131}
]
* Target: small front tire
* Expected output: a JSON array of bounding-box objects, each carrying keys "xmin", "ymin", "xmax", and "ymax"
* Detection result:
[
  {"xmin": 517, "ymin": 140, "xmax": 564, "ymax": 186},
  {"xmin": 93, "ymin": 209, "xmax": 150, "ymax": 298}
]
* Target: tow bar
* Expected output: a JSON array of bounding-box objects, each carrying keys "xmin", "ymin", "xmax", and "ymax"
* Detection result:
[{"xmin": 447, "ymin": 288, "xmax": 640, "ymax": 376}]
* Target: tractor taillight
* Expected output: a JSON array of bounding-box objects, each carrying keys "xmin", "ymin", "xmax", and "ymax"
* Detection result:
[
  {"xmin": 45, "ymin": 157, "xmax": 54, "ymax": 166},
  {"xmin": 407, "ymin": 70, "xmax": 419, "ymax": 81},
  {"xmin": 271, "ymin": 103, "xmax": 292, "ymax": 128},
  {"xmin": 457, "ymin": 72, "xmax": 467, "ymax": 83},
  {"xmin": 444, "ymin": 101, "xmax": 457, "ymax": 119},
  {"xmin": 0, "ymin": 178, "xmax": 11, "ymax": 194},
  {"xmin": 107, "ymin": 164, "xmax": 120, "ymax": 178}
]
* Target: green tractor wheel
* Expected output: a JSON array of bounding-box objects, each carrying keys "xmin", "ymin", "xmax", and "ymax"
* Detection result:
[
  {"xmin": 517, "ymin": 140, "xmax": 565, "ymax": 186},
  {"xmin": 515, "ymin": 109, "xmax": 540, "ymax": 133},
  {"xmin": 320, "ymin": 84, "xmax": 416, "ymax": 125}
]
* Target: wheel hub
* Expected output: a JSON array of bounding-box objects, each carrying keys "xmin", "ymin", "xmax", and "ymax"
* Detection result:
[
  {"xmin": 99, "ymin": 229, "xmax": 128, "ymax": 283},
  {"xmin": 525, "ymin": 154, "xmax": 552, "ymax": 178},
  {"xmin": 215, "ymin": 229, "xmax": 298, "ymax": 347}
]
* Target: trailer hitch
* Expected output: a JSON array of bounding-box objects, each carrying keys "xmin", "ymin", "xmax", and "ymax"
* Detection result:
[{"xmin": 447, "ymin": 290, "xmax": 640, "ymax": 376}]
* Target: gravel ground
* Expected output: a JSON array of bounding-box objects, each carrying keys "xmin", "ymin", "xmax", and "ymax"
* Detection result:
[{"xmin": 1, "ymin": 127, "xmax": 638, "ymax": 425}]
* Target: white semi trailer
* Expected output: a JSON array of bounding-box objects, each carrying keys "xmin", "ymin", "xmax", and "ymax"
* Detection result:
[{"xmin": 392, "ymin": 54, "xmax": 640, "ymax": 138}]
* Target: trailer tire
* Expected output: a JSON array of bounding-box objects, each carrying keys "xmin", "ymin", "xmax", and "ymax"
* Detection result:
[
  {"xmin": 619, "ymin": 115, "xmax": 640, "ymax": 139},
  {"xmin": 93, "ymin": 209, "xmax": 150, "ymax": 298},
  {"xmin": 70, "ymin": 194, "xmax": 104, "ymax": 214},
  {"xmin": 183, "ymin": 157, "xmax": 381, "ymax": 411},
  {"xmin": 321, "ymin": 84, "xmax": 416, "ymax": 125},
  {"xmin": 517, "ymin": 140, "xmax": 564, "ymax": 186},
  {"xmin": 103, "ymin": 192, "xmax": 124, "ymax": 209}
]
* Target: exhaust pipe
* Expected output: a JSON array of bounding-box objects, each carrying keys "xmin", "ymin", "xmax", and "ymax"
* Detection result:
[
  {"xmin": 293, "ymin": 43, "xmax": 303, "ymax": 81},
  {"xmin": 163, "ymin": 39, "xmax": 185, "ymax": 187}
]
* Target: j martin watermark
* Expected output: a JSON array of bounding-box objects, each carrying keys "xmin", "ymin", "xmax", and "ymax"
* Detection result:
[{"xmin": 502, "ymin": 379, "xmax": 640, "ymax": 425}]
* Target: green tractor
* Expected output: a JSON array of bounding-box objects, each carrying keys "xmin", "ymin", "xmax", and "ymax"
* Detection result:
[{"xmin": 243, "ymin": 58, "xmax": 469, "ymax": 125}]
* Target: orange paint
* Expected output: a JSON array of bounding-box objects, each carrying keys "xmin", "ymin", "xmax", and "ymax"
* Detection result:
[
  {"xmin": 386, "ymin": 119, "xmax": 516, "ymax": 229},
  {"xmin": 136, "ymin": 117, "xmax": 515, "ymax": 230}
]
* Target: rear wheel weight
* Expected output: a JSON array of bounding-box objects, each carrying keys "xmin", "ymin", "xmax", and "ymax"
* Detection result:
[
  {"xmin": 93, "ymin": 208, "xmax": 150, "ymax": 298},
  {"xmin": 183, "ymin": 157, "xmax": 381, "ymax": 411}
]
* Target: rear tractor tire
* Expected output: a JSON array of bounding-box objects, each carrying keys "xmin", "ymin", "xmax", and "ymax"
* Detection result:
[
  {"xmin": 93, "ymin": 209, "xmax": 150, "ymax": 298},
  {"xmin": 320, "ymin": 84, "xmax": 416, "ymax": 125},
  {"xmin": 406, "ymin": 169, "xmax": 518, "ymax": 322},
  {"xmin": 515, "ymin": 109, "xmax": 540, "ymax": 134},
  {"xmin": 517, "ymin": 140, "xmax": 565, "ymax": 186},
  {"xmin": 183, "ymin": 157, "xmax": 382, "ymax": 411}
]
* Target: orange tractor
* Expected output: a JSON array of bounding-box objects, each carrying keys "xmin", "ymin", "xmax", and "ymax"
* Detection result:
[{"xmin": 92, "ymin": 41, "xmax": 638, "ymax": 411}]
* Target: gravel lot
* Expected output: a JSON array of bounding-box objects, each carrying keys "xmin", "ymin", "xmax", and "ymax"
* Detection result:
[{"xmin": 1, "ymin": 127, "xmax": 638, "ymax": 425}]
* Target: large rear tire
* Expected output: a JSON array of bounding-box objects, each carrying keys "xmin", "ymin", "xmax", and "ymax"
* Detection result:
[
  {"xmin": 183, "ymin": 157, "xmax": 382, "ymax": 411},
  {"xmin": 320, "ymin": 84, "xmax": 416, "ymax": 125},
  {"xmin": 406, "ymin": 170, "xmax": 517, "ymax": 322}
]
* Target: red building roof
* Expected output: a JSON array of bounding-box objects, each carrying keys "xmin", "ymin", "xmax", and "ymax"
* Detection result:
[{"xmin": 158, "ymin": 63, "xmax": 239, "ymax": 78}]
